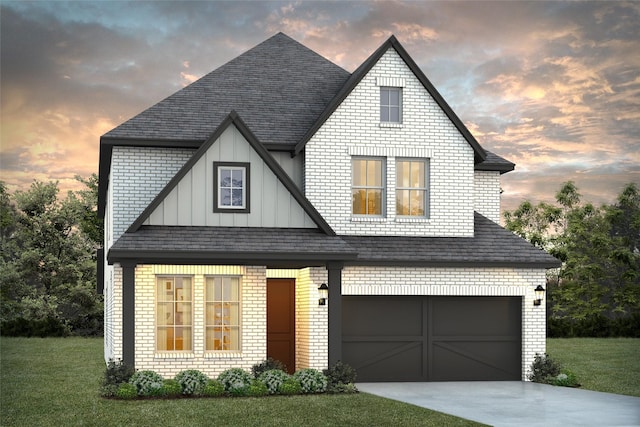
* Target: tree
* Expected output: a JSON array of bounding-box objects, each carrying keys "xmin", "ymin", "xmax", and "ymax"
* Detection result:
[
  {"xmin": 0, "ymin": 179, "xmax": 103, "ymax": 336},
  {"xmin": 504, "ymin": 182, "xmax": 640, "ymax": 336}
]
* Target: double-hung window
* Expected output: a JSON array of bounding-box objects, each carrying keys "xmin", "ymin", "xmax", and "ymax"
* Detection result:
[
  {"xmin": 352, "ymin": 158, "xmax": 385, "ymax": 216},
  {"xmin": 205, "ymin": 276, "xmax": 241, "ymax": 351},
  {"xmin": 156, "ymin": 276, "xmax": 193, "ymax": 351},
  {"xmin": 396, "ymin": 159, "xmax": 429, "ymax": 217},
  {"xmin": 213, "ymin": 162, "xmax": 250, "ymax": 213},
  {"xmin": 380, "ymin": 87, "xmax": 402, "ymax": 123}
]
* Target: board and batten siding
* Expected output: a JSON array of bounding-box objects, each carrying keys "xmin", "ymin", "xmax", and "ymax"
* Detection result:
[{"xmin": 143, "ymin": 125, "xmax": 316, "ymax": 228}]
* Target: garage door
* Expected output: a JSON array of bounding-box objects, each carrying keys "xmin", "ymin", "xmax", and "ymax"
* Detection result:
[{"xmin": 342, "ymin": 296, "xmax": 521, "ymax": 382}]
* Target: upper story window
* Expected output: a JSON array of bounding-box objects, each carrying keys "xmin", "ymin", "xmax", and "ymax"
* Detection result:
[
  {"xmin": 380, "ymin": 87, "xmax": 402, "ymax": 123},
  {"xmin": 213, "ymin": 162, "xmax": 250, "ymax": 213},
  {"xmin": 156, "ymin": 276, "xmax": 193, "ymax": 352},
  {"xmin": 205, "ymin": 276, "xmax": 241, "ymax": 351},
  {"xmin": 352, "ymin": 157, "xmax": 385, "ymax": 216},
  {"xmin": 396, "ymin": 158, "xmax": 429, "ymax": 217}
]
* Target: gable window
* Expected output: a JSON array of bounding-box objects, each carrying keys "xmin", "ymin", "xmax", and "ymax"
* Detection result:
[
  {"xmin": 213, "ymin": 162, "xmax": 250, "ymax": 213},
  {"xmin": 396, "ymin": 159, "xmax": 429, "ymax": 217},
  {"xmin": 380, "ymin": 87, "xmax": 402, "ymax": 123},
  {"xmin": 205, "ymin": 276, "xmax": 241, "ymax": 351},
  {"xmin": 352, "ymin": 158, "xmax": 385, "ymax": 216},
  {"xmin": 156, "ymin": 276, "xmax": 192, "ymax": 352}
]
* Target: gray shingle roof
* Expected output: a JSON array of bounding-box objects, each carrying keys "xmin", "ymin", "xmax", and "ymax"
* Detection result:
[
  {"xmin": 341, "ymin": 213, "xmax": 560, "ymax": 268},
  {"xmin": 103, "ymin": 33, "xmax": 350, "ymax": 146},
  {"xmin": 476, "ymin": 151, "xmax": 515, "ymax": 174},
  {"xmin": 108, "ymin": 213, "xmax": 560, "ymax": 268},
  {"xmin": 107, "ymin": 226, "xmax": 358, "ymax": 266}
]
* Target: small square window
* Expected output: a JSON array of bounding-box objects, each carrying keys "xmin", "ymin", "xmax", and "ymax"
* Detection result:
[
  {"xmin": 213, "ymin": 162, "xmax": 250, "ymax": 213},
  {"xmin": 380, "ymin": 87, "xmax": 402, "ymax": 123}
]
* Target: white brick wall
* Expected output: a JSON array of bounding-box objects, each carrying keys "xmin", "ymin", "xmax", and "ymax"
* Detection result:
[
  {"xmin": 342, "ymin": 266, "xmax": 546, "ymax": 381},
  {"xmin": 474, "ymin": 170, "xmax": 501, "ymax": 223},
  {"xmin": 132, "ymin": 264, "xmax": 267, "ymax": 378},
  {"xmin": 111, "ymin": 146, "xmax": 194, "ymax": 240},
  {"xmin": 305, "ymin": 48, "xmax": 475, "ymax": 237}
]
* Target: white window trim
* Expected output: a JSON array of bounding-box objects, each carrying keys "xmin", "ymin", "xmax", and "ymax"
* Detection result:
[
  {"xmin": 380, "ymin": 86, "xmax": 403, "ymax": 124},
  {"xmin": 204, "ymin": 275, "xmax": 242, "ymax": 353},
  {"xmin": 155, "ymin": 275, "xmax": 194, "ymax": 354}
]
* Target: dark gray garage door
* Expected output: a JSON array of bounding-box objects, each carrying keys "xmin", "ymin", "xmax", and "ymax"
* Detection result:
[{"xmin": 342, "ymin": 296, "xmax": 522, "ymax": 382}]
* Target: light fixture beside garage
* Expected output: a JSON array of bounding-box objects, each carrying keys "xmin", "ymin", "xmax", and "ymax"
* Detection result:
[
  {"xmin": 318, "ymin": 283, "xmax": 329, "ymax": 306},
  {"xmin": 533, "ymin": 285, "xmax": 545, "ymax": 306}
]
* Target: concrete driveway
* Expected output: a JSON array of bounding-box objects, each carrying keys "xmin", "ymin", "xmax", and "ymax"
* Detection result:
[{"xmin": 358, "ymin": 381, "xmax": 640, "ymax": 426}]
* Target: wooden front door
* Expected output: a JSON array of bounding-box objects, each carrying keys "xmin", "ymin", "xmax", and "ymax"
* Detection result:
[{"xmin": 267, "ymin": 278, "xmax": 295, "ymax": 374}]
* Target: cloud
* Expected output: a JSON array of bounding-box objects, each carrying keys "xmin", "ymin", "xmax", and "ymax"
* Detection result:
[{"xmin": 0, "ymin": 1, "xmax": 638, "ymax": 221}]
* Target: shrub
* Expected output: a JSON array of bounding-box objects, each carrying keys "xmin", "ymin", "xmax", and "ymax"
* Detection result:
[
  {"xmin": 293, "ymin": 368, "xmax": 327, "ymax": 393},
  {"xmin": 129, "ymin": 370, "xmax": 164, "ymax": 396},
  {"xmin": 100, "ymin": 359, "xmax": 135, "ymax": 397},
  {"xmin": 115, "ymin": 383, "xmax": 138, "ymax": 400},
  {"xmin": 330, "ymin": 382, "xmax": 359, "ymax": 393},
  {"xmin": 251, "ymin": 357, "xmax": 287, "ymax": 378},
  {"xmin": 278, "ymin": 377, "xmax": 302, "ymax": 395},
  {"xmin": 324, "ymin": 361, "xmax": 357, "ymax": 393},
  {"xmin": 258, "ymin": 369, "xmax": 291, "ymax": 395},
  {"xmin": 175, "ymin": 369, "xmax": 209, "ymax": 396},
  {"xmin": 218, "ymin": 368, "xmax": 253, "ymax": 394},
  {"xmin": 161, "ymin": 379, "xmax": 182, "ymax": 397},
  {"xmin": 247, "ymin": 379, "xmax": 269, "ymax": 397},
  {"xmin": 528, "ymin": 353, "xmax": 562, "ymax": 383},
  {"xmin": 202, "ymin": 379, "xmax": 225, "ymax": 397},
  {"xmin": 552, "ymin": 370, "xmax": 580, "ymax": 387}
]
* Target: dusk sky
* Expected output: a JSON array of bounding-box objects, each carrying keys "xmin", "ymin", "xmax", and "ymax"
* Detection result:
[{"xmin": 1, "ymin": 1, "xmax": 638, "ymax": 215}]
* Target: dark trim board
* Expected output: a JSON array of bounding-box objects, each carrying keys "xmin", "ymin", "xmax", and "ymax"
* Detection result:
[{"xmin": 342, "ymin": 295, "xmax": 522, "ymax": 382}]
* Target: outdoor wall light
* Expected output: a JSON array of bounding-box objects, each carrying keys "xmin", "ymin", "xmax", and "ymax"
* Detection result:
[
  {"xmin": 533, "ymin": 285, "xmax": 545, "ymax": 306},
  {"xmin": 318, "ymin": 283, "xmax": 329, "ymax": 306}
]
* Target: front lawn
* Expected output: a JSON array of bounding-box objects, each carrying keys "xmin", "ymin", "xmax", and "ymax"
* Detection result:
[
  {"xmin": 547, "ymin": 337, "xmax": 640, "ymax": 397},
  {"xmin": 0, "ymin": 337, "xmax": 481, "ymax": 427}
]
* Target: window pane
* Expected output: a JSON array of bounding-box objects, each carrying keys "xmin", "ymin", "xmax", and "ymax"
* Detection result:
[
  {"xmin": 411, "ymin": 190, "xmax": 425, "ymax": 216},
  {"xmin": 397, "ymin": 161, "xmax": 408, "ymax": 187},
  {"xmin": 412, "ymin": 162, "xmax": 425, "ymax": 187},
  {"xmin": 220, "ymin": 188, "xmax": 231, "ymax": 206},
  {"xmin": 390, "ymin": 106, "xmax": 400, "ymax": 123},
  {"xmin": 389, "ymin": 88, "xmax": 400, "ymax": 105},
  {"xmin": 231, "ymin": 169, "xmax": 243, "ymax": 187},
  {"xmin": 157, "ymin": 328, "xmax": 168, "ymax": 351},
  {"xmin": 380, "ymin": 108, "xmax": 389, "ymax": 122},
  {"xmin": 228, "ymin": 303, "xmax": 240, "ymax": 324},
  {"xmin": 157, "ymin": 303, "xmax": 172, "ymax": 326},
  {"xmin": 352, "ymin": 160, "xmax": 365, "ymax": 186},
  {"xmin": 231, "ymin": 189, "xmax": 243, "ymax": 206},
  {"xmin": 368, "ymin": 160, "xmax": 382, "ymax": 186},
  {"xmin": 396, "ymin": 190, "xmax": 410, "ymax": 215},
  {"xmin": 352, "ymin": 189, "xmax": 366, "ymax": 214},
  {"xmin": 368, "ymin": 189, "xmax": 382, "ymax": 215},
  {"xmin": 220, "ymin": 169, "xmax": 231, "ymax": 187},
  {"xmin": 214, "ymin": 277, "xmax": 222, "ymax": 300},
  {"xmin": 228, "ymin": 327, "xmax": 239, "ymax": 350}
]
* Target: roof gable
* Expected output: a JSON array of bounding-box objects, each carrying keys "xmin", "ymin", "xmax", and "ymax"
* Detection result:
[
  {"xmin": 294, "ymin": 36, "xmax": 487, "ymax": 163},
  {"xmin": 127, "ymin": 111, "xmax": 336, "ymax": 236}
]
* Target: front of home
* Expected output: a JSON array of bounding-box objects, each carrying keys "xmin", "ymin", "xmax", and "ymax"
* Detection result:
[{"xmin": 98, "ymin": 33, "xmax": 559, "ymax": 382}]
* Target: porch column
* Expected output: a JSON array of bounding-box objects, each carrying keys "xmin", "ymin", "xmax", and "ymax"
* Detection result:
[
  {"xmin": 327, "ymin": 262, "xmax": 343, "ymax": 366},
  {"xmin": 121, "ymin": 262, "xmax": 136, "ymax": 369}
]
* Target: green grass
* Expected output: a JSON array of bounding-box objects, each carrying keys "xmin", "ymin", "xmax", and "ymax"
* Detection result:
[
  {"xmin": 0, "ymin": 337, "xmax": 482, "ymax": 427},
  {"xmin": 547, "ymin": 337, "xmax": 640, "ymax": 397}
]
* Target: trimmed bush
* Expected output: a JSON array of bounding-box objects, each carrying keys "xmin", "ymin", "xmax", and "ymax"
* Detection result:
[
  {"xmin": 278, "ymin": 378, "xmax": 302, "ymax": 395},
  {"xmin": 258, "ymin": 369, "xmax": 290, "ymax": 395},
  {"xmin": 202, "ymin": 379, "xmax": 225, "ymax": 397},
  {"xmin": 175, "ymin": 369, "xmax": 209, "ymax": 396},
  {"xmin": 115, "ymin": 383, "xmax": 137, "ymax": 400},
  {"xmin": 528, "ymin": 353, "xmax": 562, "ymax": 383},
  {"xmin": 293, "ymin": 368, "xmax": 327, "ymax": 393},
  {"xmin": 247, "ymin": 380, "xmax": 269, "ymax": 397},
  {"xmin": 161, "ymin": 379, "xmax": 182, "ymax": 397},
  {"xmin": 324, "ymin": 361, "xmax": 357, "ymax": 393},
  {"xmin": 100, "ymin": 359, "xmax": 135, "ymax": 397},
  {"xmin": 218, "ymin": 368, "xmax": 253, "ymax": 395},
  {"xmin": 552, "ymin": 370, "xmax": 580, "ymax": 387},
  {"xmin": 251, "ymin": 357, "xmax": 286, "ymax": 378},
  {"xmin": 129, "ymin": 370, "xmax": 164, "ymax": 396}
]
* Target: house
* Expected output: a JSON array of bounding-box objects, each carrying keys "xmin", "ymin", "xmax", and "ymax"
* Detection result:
[{"xmin": 98, "ymin": 32, "xmax": 560, "ymax": 382}]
